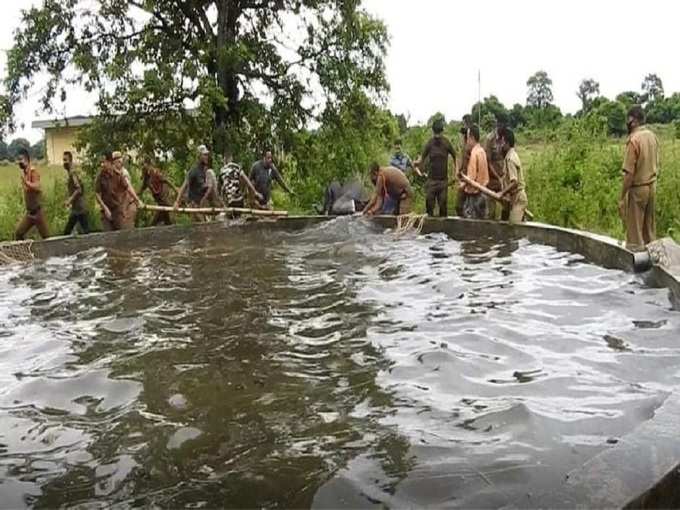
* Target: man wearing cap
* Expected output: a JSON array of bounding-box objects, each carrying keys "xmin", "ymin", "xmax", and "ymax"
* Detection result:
[
  {"xmin": 95, "ymin": 151, "xmax": 143, "ymax": 231},
  {"xmin": 112, "ymin": 151, "xmax": 138, "ymax": 228},
  {"xmin": 249, "ymin": 150, "xmax": 294, "ymax": 210},
  {"xmin": 484, "ymin": 113, "xmax": 508, "ymax": 219},
  {"xmin": 174, "ymin": 145, "xmax": 220, "ymax": 222},
  {"xmin": 415, "ymin": 118, "xmax": 456, "ymax": 217}
]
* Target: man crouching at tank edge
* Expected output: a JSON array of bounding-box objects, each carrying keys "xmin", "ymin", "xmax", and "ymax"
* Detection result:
[
  {"xmin": 620, "ymin": 105, "xmax": 659, "ymax": 252},
  {"xmin": 362, "ymin": 163, "xmax": 413, "ymax": 216},
  {"xmin": 497, "ymin": 127, "xmax": 529, "ymax": 223},
  {"xmin": 95, "ymin": 151, "xmax": 143, "ymax": 231}
]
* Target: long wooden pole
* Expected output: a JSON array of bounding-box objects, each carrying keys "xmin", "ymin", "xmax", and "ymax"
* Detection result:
[
  {"xmin": 459, "ymin": 174, "xmax": 534, "ymax": 221},
  {"xmin": 141, "ymin": 204, "xmax": 289, "ymax": 217}
]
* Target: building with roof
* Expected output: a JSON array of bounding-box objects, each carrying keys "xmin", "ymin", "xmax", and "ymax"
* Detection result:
[{"xmin": 31, "ymin": 115, "xmax": 94, "ymax": 165}]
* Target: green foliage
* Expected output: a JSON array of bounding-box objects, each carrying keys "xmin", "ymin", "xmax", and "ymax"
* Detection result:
[
  {"xmin": 526, "ymin": 119, "xmax": 626, "ymax": 234},
  {"xmin": 616, "ymin": 91, "xmax": 643, "ymax": 109},
  {"xmin": 30, "ymin": 140, "xmax": 46, "ymax": 161},
  {"xmin": 285, "ymin": 92, "xmax": 399, "ymax": 209},
  {"xmin": 588, "ymin": 99, "xmax": 627, "ymax": 136},
  {"xmin": 471, "ymin": 96, "xmax": 509, "ymax": 130},
  {"xmin": 0, "ymin": 140, "xmax": 7, "ymax": 160},
  {"xmin": 8, "ymin": 138, "xmax": 30, "ymax": 159}
]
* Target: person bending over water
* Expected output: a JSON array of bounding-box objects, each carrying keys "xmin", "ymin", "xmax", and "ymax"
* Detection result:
[{"xmin": 362, "ymin": 163, "xmax": 413, "ymax": 216}]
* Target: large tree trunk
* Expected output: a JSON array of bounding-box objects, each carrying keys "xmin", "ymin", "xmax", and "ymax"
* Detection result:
[{"xmin": 214, "ymin": 0, "xmax": 240, "ymax": 156}]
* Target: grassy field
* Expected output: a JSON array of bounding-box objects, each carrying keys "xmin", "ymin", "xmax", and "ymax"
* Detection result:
[{"xmin": 1, "ymin": 128, "xmax": 678, "ymax": 244}]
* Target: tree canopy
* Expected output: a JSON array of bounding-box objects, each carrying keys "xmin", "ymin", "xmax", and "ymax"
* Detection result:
[
  {"xmin": 527, "ymin": 70, "xmax": 554, "ymax": 109},
  {"xmin": 2, "ymin": 0, "xmax": 389, "ymax": 161},
  {"xmin": 577, "ymin": 78, "xmax": 600, "ymax": 114}
]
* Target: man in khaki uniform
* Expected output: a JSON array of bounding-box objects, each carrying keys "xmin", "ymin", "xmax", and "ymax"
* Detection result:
[
  {"xmin": 483, "ymin": 113, "xmax": 508, "ymax": 219},
  {"xmin": 497, "ymin": 127, "xmax": 528, "ymax": 223},
  {"xmin": 620, "ymin": 106, "xmax": 658, "ymax": 252}
]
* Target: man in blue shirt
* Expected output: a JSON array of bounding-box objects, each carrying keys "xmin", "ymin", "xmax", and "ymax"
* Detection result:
[{"xmin": 389, "ymin": 140, "xmax": 423, "ymax": 177}]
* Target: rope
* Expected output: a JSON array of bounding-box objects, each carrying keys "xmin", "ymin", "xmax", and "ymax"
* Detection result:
[
  {"xmin": 0, "ymin": 240, "xmax": 35, "ymax": 265},
  {"xmin": 393, "ymin": 213, "xmax": 426, "ymax": 239}
]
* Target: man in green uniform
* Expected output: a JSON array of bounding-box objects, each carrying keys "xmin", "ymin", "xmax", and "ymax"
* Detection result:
[
  {"xmin": 415, "ymin": 118, "xmax": 456, "ymax": 217},
  {"xmin": 497, "ymin": 128, "xmax": 528, "ymax": 223},
  {"xmin": 620, "ymin": 105, "xmax": 659, "ymax": 251},
  {"xmin": 63, "ymin": 151, "xmax": 90, "ymax": 235},
  {"xmin": 484, "ymin": 113, "xmax": 508, "ymax": 219}
]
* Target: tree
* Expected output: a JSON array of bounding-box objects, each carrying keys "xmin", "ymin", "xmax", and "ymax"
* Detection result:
[
  {"xmin": 8, "ymin": 137, "xmax": 31, "ymax": 159},
  {"xmin": 576, "ymin": 78, "xmax": 600, "ymax": 114},
  {"xmin": 588, "ymin": 99, "xmax": 627, "ymax": 136},
  {"xmin": 616, "ymin": 91, "xmax": 643, "ymax": 109},
  {"xmin": 0, "ymin": 140, "xmax": 8, "ymax": 160},
  {"xmin": 394, "ymin": 113, "xmax": 409, "ymax": 134},
  {"xmin": 641, "ymin": 74, "xmax": 664, "ymax": 103},
  {"xmin": 2, "ymin": 0, "xmax": 389, "ymax": 162},
  {"xmin": 30, "ymin": 139, "xmax": 46, "ymax": 161},
  {"xmin": 508, "ymin": 103, "xmax": 528, "ymax": 129},
  {"xmin": 470, "ymin": 95, "xmax": 509, "ymax": 130},
  {"xmin": 526, "ymin": 70, "xmax": 554, "ymax": 109}
]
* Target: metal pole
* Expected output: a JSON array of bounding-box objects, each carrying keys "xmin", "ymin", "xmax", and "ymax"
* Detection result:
[{"xmin": 478, "ymin": 69, "xmax": 482, "ymax": 127}]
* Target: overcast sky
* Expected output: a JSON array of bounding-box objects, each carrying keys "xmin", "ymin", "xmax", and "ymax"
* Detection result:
[{"xmin": 2, "ymin": 0, "xmax": 679, "ymax": 142}]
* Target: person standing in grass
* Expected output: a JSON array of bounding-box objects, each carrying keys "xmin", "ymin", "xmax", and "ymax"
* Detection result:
[
  {"xmin": 497, "ymin": 127, "xmax": 528, "ymax": 223},
  {"xmin": 484, "ymin": 113, "xmax": 508, "ymax": 219},
  {"xmin": 95, "ymin": 151, "xmax": 142, "ymax": 231},
  {"xmin": 15, "ymin": 148, "xmax": 49, "ymax": 240},
  {"xmin": 460, "ymin": 125, "xmax": 489, "ymax": 220},
  {"xmin": 620, "ymin": 105, "xmax": 659, "ymax": 251},
  {"xmin": 455, "ymin": 114, "xmax": 474, "ymax": 217},
  {"xmin": 139, "ymin": 157, "xmax": 178, "ymax": 226},
  {"xmin": 62, "ymin": 151, "xmax": 90, "ymax": 235},
  {"xmin": 390, "ymin": 139, "xmax": 421, "ymax": 176},
  {"xmin": 415, "ymin": 118, "xmax": 456, "ymax": 217}
]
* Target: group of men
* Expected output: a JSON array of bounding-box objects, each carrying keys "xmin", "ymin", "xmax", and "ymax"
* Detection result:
[
  {"xmin": 12, "ymin": 104, "xmax": 660, "ymax": 253},
  {"xmin": 361, "ymin": 116, "xmax": 528, "ymax": 224},
  {"xmin": 13, "ymin": 145, "xmax": 294, "ymax": 240}
]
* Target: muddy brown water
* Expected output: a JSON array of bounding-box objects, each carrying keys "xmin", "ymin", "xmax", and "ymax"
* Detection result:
[{"xmin": 0, "ymin": 218, "xmax": 679, "ymax": 508}]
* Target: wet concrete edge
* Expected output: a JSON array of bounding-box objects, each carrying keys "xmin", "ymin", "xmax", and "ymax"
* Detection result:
[{"xmin": 2, "ymin": 215, "xmax": 680, "ymax": 508}]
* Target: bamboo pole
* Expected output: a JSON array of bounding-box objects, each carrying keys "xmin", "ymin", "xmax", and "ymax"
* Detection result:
[
  {"xmin": 141, "ymin": 204, "xmax": 289, "ymax": 217},
  {"xmin": 458, "ymin": 174, "xmax": 534, "ymax": 221}
]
